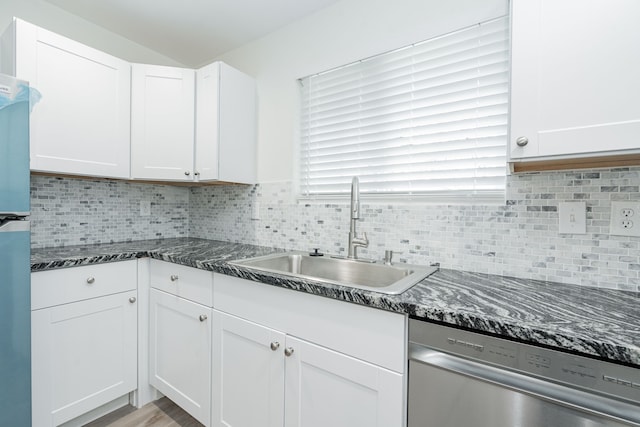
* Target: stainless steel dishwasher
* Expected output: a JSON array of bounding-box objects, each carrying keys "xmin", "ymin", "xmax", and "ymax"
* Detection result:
[{"xmin": 408, "ymin": 319, "xmax": 640, "ymax": 426}]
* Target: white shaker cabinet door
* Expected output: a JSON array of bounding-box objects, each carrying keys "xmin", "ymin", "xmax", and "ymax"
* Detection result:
[
  {"xmin": 149, "ymin": 288, "xmax": 211, "ymax": 426},
  {"xmin": 195, "ymin": 62, "xmax": 257, "ymax": 183},
  {"xmin": 284, "ymin": 336, "xmax": 404, "ymax": 427},
  {"xmin": 131, "ymin": 64, "xmax": 195, "ymax": 181},
  {"xmin": 510, "ymin": 0, "xmax": 640, "ymax": 161},
  {"xmin": 31, "ymin": 291, "xmax": 137, "ymax": 427},
  {"xmin": 212, "ymin": 311, "xmax": 285, "ymax": 427},
  {"xmin": 7, "ymin": 18, "xmax": 131, "ymax": 178}
]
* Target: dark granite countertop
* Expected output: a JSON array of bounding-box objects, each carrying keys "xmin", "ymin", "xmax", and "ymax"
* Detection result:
[{"xmin": 31, "ymin": 237, "xmax": 640, "ymax": 367}]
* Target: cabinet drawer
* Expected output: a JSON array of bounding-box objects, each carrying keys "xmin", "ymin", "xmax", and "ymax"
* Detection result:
[
  {"xmin": 31, "ymin": 260, "xmax": 137, "ymax": 310},
  {"xmin": 149, "ymin": 259, "xmax": 213, "ymax": 306}
]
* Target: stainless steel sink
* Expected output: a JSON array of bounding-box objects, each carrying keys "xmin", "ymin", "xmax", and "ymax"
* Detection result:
[{"xmin": 229, "ymin": 252, "xmax": 437, "ymax": 294}]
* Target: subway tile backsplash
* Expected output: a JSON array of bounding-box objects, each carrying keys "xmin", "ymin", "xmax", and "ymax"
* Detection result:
[
  {"xmin": 31, "ymin": 167, "xmax": 640, "ymax": 290},
  {"xmin": 30, "ymin": 175, "xmax": 189, "ymax": 248},
  {"xmin": 189, "ymin": 168, "xmax": 640, "ymax": 291}
]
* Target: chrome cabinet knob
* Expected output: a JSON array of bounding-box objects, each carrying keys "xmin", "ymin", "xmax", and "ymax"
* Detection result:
[
  {"xmin": 170, "ymin": 275, "xmax": 179, "ymax": 282},
  {"xmin": 270, "ymin": 342, "xmax": 280, "ymax": 351},
  {"xmin": 199, "ymin": 314, "xmax": 208, "ymax": 322},
  {"xmin": 284, "ymin": 347, "xmax": 294, "ymax": 357},
  {"xmin": 515, "ymin": 136, "xmax": 529, "ymax": 147},
  {"xmin": 184, "ymin": 171, "xmax": 191, "ymax": 176},
  {"xmin": 86, "ymin": 277, "xmax": 95, "ymax": 284},
  {"xmin": 129, "ymin": 297, "xmax": 137, "ymax": 303},
  {"xmin": 194, "ymin": 171, "xmax": 200, "ymax": 176}
]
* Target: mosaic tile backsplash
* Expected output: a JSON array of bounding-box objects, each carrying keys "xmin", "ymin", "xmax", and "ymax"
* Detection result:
[
  {"xmin": 31, "ymin": 167, "xmax": 640, "ymax": 290},
  {"xmin": 189, "ymin": 167, "xmax": 640, "ymax": 291},
  {"xmin": 30, "ymin": 175, "xmax": 188, "ymax": 248}
]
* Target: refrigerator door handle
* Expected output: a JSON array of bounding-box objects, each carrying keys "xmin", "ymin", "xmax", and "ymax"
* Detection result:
[{"xmin": 0, "ymin": 220, "xmax": 30, "ymax": 233}]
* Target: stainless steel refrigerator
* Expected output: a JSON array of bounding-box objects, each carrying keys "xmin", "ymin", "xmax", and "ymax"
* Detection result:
[{"xmin": 0, "ymin": 73, "xmax": 32, "ymax": 426}]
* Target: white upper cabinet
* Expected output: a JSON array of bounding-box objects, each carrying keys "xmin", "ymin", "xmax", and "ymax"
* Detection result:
[
  {"xmin": 131, "ymin": 64, "xmax": 196, "ymax": 181},
  {"xmin": 131, "ymin": 61, "xmax": 257, "ymax": 183},
  {"xmin": 509, "ymin": 0, "xmax": 640, "ymax": 162},
  {"xmin": 196, "ymin": 62, "xmax": 257, "ymax": 183},
  {"xmin": 1, "ymin": 18, "xmax": 131, "ymax": 178}
]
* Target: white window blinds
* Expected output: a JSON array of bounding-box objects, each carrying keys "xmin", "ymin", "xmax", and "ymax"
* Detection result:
[{"xmin": 299, "ymin": 16, "xmax": 509, "ymax": 200}]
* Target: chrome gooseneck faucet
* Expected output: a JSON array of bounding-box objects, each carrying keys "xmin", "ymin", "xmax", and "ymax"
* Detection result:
[{"xmin": 347, "ymin": 177, "xmax": 369, "ymax": 259}]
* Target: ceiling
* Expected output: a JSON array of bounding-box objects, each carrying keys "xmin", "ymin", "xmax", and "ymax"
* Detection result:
[{"xmin": 43, "ymin": 0, "xmax": 341, "ymax": 67}]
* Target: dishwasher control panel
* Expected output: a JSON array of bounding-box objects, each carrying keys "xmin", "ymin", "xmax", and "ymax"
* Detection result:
[{"xmin": 409, "ymin": 320, "xmax": 640, "ymax": 404}]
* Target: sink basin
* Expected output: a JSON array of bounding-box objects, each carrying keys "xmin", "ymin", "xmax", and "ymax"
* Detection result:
[{"xmin": 229, "ymin": 252, "xmax": 437, "ymax": 294}]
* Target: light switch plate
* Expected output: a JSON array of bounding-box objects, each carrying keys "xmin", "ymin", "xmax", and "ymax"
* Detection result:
[
  {"xmin": 558, "ymin": 202, "xmax": 586, "ymax": 234},
  {"xmin": 610, "ymin": 201, "xmax": 640, "ymax": 237},
  {"xmin": 251, "ymin": 201, "xmax": 260, "ymax": 220},
  {"xmin": 140, "ymin": 200, "xmax": 151, "ymax": 217}
]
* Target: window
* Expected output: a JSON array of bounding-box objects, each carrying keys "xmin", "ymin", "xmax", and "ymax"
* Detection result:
[{"xmin": 298, "ymin": 16, "xmax": 509, "ymax": 201}]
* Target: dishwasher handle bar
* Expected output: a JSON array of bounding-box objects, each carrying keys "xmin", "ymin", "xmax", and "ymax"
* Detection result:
[{"xmin": 409, "ymin": 342, "xmax": 640, "ymax": 426}]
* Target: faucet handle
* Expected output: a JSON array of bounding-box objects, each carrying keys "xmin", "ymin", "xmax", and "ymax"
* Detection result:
[{"xmin": 354, "ymin": 232, "xmax": 369, "ymax": 247}]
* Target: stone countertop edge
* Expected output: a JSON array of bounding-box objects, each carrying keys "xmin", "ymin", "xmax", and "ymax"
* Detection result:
[{"xmin": 30, "ymin": 238, "xmax": 640, "ymax": 368}]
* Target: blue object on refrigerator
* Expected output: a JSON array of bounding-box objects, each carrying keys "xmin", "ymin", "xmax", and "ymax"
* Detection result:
[
  {"xmin": 0, "ymin": 75, "xmax": 30, "ymax": 214},
  {"xmin": 0, "ymin": 72, "xmax": 32, "ymax": 426}
]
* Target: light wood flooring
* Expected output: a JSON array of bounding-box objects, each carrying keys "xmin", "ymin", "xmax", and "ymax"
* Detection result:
[{"xmin": 84, "ymin": 398, "xmax": 204, "ymax": 427}]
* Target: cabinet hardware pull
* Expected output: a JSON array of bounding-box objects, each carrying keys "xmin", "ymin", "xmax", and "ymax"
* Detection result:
[
  {"xmin": 284, "ymin": 347, "xmax": 294, "ymax": 357},
  {"xmin": 184, "ymin": 171, "xmax": 191, "ymax": 176},
  {"xmin": 170, "ymin": 275, "xmax": 179, "ymax": 281},
  {"xmin": 516, "ymin": 136, "xmax": 529, "ymax": 147},
  {"xmin": 86, "ymin": 277, "xmax": 95, "ymax": 284},
  {"xmin": 199, "ymin": 314, "xmax": 208, "ymax": 322},
  {"xmin": 194, "ymin": 171, "xmax": 200, "ymax": 176},
  {"xmin": 129, "ymin": 297, "xmax": 137, "ymax": 303},
  {"xmin": 270, "ymin": 342, "xmax": 280, "ymax": 351}
]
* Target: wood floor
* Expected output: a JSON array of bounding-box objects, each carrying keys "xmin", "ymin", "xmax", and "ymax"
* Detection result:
[{"xmin": 85, "ymin": 398, "xmax": 204, "ymax": 427}]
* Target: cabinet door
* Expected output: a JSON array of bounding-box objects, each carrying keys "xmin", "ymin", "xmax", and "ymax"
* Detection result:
[
  {"xmin": 149, "ymin": 288, "xmax": 211, "ymax": 426},
  {"xmin": 131, "ymin": 64, "xmax": 195, "ymax": 181},
  {"xmin": 10, "ymin": 18, "xmax": 131, "ymax": 178},
  {"xmin": 31, "ymin": 291, "xmax": 137, "ymax": 427},
  {"xmin": 284, "ymin": 336, "xmax": 404, "ymax": 427},
  {"xmin": 195, "ymin": 62, "xmax": 256, "ymax": 183},
  {"xmin": 195, "ymin": 62, "xmax": 220, "ymax": 181},
  {"xmin": 510, "ymin": 0, "xmax": 640, "ymax": 160},
  {"xmin": 212, "ymin": 311, "xmax": 285, "ymax": 427}
]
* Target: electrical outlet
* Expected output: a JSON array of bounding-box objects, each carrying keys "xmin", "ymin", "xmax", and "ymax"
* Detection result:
[
  {"xmin": 610, "ymin": 201, "xmax": 640, "ymax": 237},
  {"xmin": 140, "ymin": 200, "xmax": 151, "ymax": 217},
  {"xmin": 621, "ymin": 208, "xmax": 634, "ymax": 218}
]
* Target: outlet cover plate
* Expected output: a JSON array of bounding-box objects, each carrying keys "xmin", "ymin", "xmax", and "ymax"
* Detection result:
[
  {"xmin": 558, "ymin": 202, "xmax": 586, "ymax": 234},
  {"xmin": 610, "ymin": 201, "xmax": 640, "ymax": 237}
]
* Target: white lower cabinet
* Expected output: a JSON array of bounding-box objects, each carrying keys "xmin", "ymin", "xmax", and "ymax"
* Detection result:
[
  {"xmin": 212, "ymin": 274, "xmax": 406, "ymax": 427},
  {"xmin": 212, "ymin": 311, "xmax": 404, "ymax": 427},
  {"xmin": 147, "ymin": 260, "xmax": 214, "ymax": 426},
  {"xmin": 284, "ymin": 336, "xmax": 403, "ymax": 427},
  {"xmin": 31, "ymin": 261, "xmax": 138, "ymax": 427},
  {"xmin": 149, "ymin": 288, "xmax": 212, "ymax": 426},
  {"xmin": 212, "ymin": 311, "xmax": 285, "ymax": 427}
]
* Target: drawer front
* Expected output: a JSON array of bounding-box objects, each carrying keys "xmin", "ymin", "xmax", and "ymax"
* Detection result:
[
  {"xmin": 149, "ymin": 259, "xmax": 213, "ymax": 307},
  {"xmin": 31, "ymin": 260, "xmax": 137, "ymax": 310}
]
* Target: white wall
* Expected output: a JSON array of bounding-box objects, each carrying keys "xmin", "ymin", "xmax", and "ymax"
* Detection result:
[
  {"xmin": 217, "ymin": 0, "xmax": 509, "ymax": 183},
  {"xmin": 0, "ymin": 0, "xmax": 183, "ymax": 66}
]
